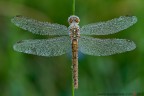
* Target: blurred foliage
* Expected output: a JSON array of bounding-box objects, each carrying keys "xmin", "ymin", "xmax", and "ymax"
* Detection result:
[{"xmin": 0, "ymin": 0, "xmax": 144, "ymax": 96}]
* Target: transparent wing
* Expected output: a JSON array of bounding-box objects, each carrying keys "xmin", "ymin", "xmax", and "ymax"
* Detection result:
[
  {"xmin": 11, "ymin": 15, "xmax": 68, "ymax": 35},
  {"xmin": 79, "ymin": 36, "xmax": 136, "ymax": 56},
  {"xmin": 81, "ymin": 16, "xmax": 137, "ymax": 35},
  {"xmin": 13, "ymin": 36, "xmax": 71, "ymax": 56}
]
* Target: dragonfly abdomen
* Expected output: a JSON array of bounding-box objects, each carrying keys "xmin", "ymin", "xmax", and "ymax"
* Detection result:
[{"xmin": 72, "ymin": 39, "xmax": 78, "ymax": 89}]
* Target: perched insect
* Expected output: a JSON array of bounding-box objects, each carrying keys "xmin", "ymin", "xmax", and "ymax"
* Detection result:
[{"xmin": 11, "ymin": 15, "xmax": 137, "ymax": 89}]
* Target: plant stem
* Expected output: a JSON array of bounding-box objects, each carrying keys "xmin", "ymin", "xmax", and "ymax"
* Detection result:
[
  {"xmin": 72, "ymin": 0, "xmax": 76, "ymax": 96},
  {"xmin": 72, "ymin": 78, "xmax": 75, "ymax": 96},
  {"xmin": 73, "ymin": 0, "xmax": 75, "ymax": 15}
]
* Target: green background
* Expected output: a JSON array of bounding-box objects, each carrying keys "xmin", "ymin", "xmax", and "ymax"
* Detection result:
[{"xmin": 0, "ymin": 0, "xmax": 144, "ymax": 96}]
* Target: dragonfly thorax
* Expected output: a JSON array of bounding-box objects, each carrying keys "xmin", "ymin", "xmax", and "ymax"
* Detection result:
[{"xmin": 68, "ymin": 22, "xmax": 80, "ymax": 40}]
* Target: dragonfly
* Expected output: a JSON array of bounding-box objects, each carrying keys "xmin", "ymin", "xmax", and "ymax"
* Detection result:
[{"xmin": 11, "ymin": 15, "xmax": 137, "ymax": 89}]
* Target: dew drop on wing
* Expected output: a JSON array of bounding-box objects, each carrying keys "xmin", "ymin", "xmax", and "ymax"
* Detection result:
[{"xmin": 25, "ymin": 48, "xmax": 37, "ymax": 54}]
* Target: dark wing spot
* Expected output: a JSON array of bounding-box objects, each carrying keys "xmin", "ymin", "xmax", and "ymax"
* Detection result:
[
  {"xmin": 16, "ymin": 40, "xmax": 24, "ymax": 43},
  {"xmin": 15, "ymin": 15, "xmax": 22, "ymax": 17}
]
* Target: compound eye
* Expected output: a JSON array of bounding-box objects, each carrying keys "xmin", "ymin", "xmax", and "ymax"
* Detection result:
[
  {"xmin": 69, "ymin": 18, "xmax": 73, "ymax": 23},
  {"xmin": 75, "ymin": 18, "xmax": 80, "ymax": 23}
]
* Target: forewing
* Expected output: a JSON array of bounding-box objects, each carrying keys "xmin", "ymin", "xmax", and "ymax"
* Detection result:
[
  {"xmin": 81, "ymin": 16, "xmax": 137, "ymax": 35},
  {"xmin": 13, "ymin": 36, "xmax": 71, "ymax": 56},
  {"xmin": 11, "ymin": 15, "xmax": 68, "ymax": 35},
  {"xmin": 79, "ymin": 36, "xmax": 136, "ymax": 56}
]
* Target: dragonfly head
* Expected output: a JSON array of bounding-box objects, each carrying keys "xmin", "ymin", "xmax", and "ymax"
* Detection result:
[{"xmin": 68, "ymin": 15, "xmax": 80, "ymax": 25}]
